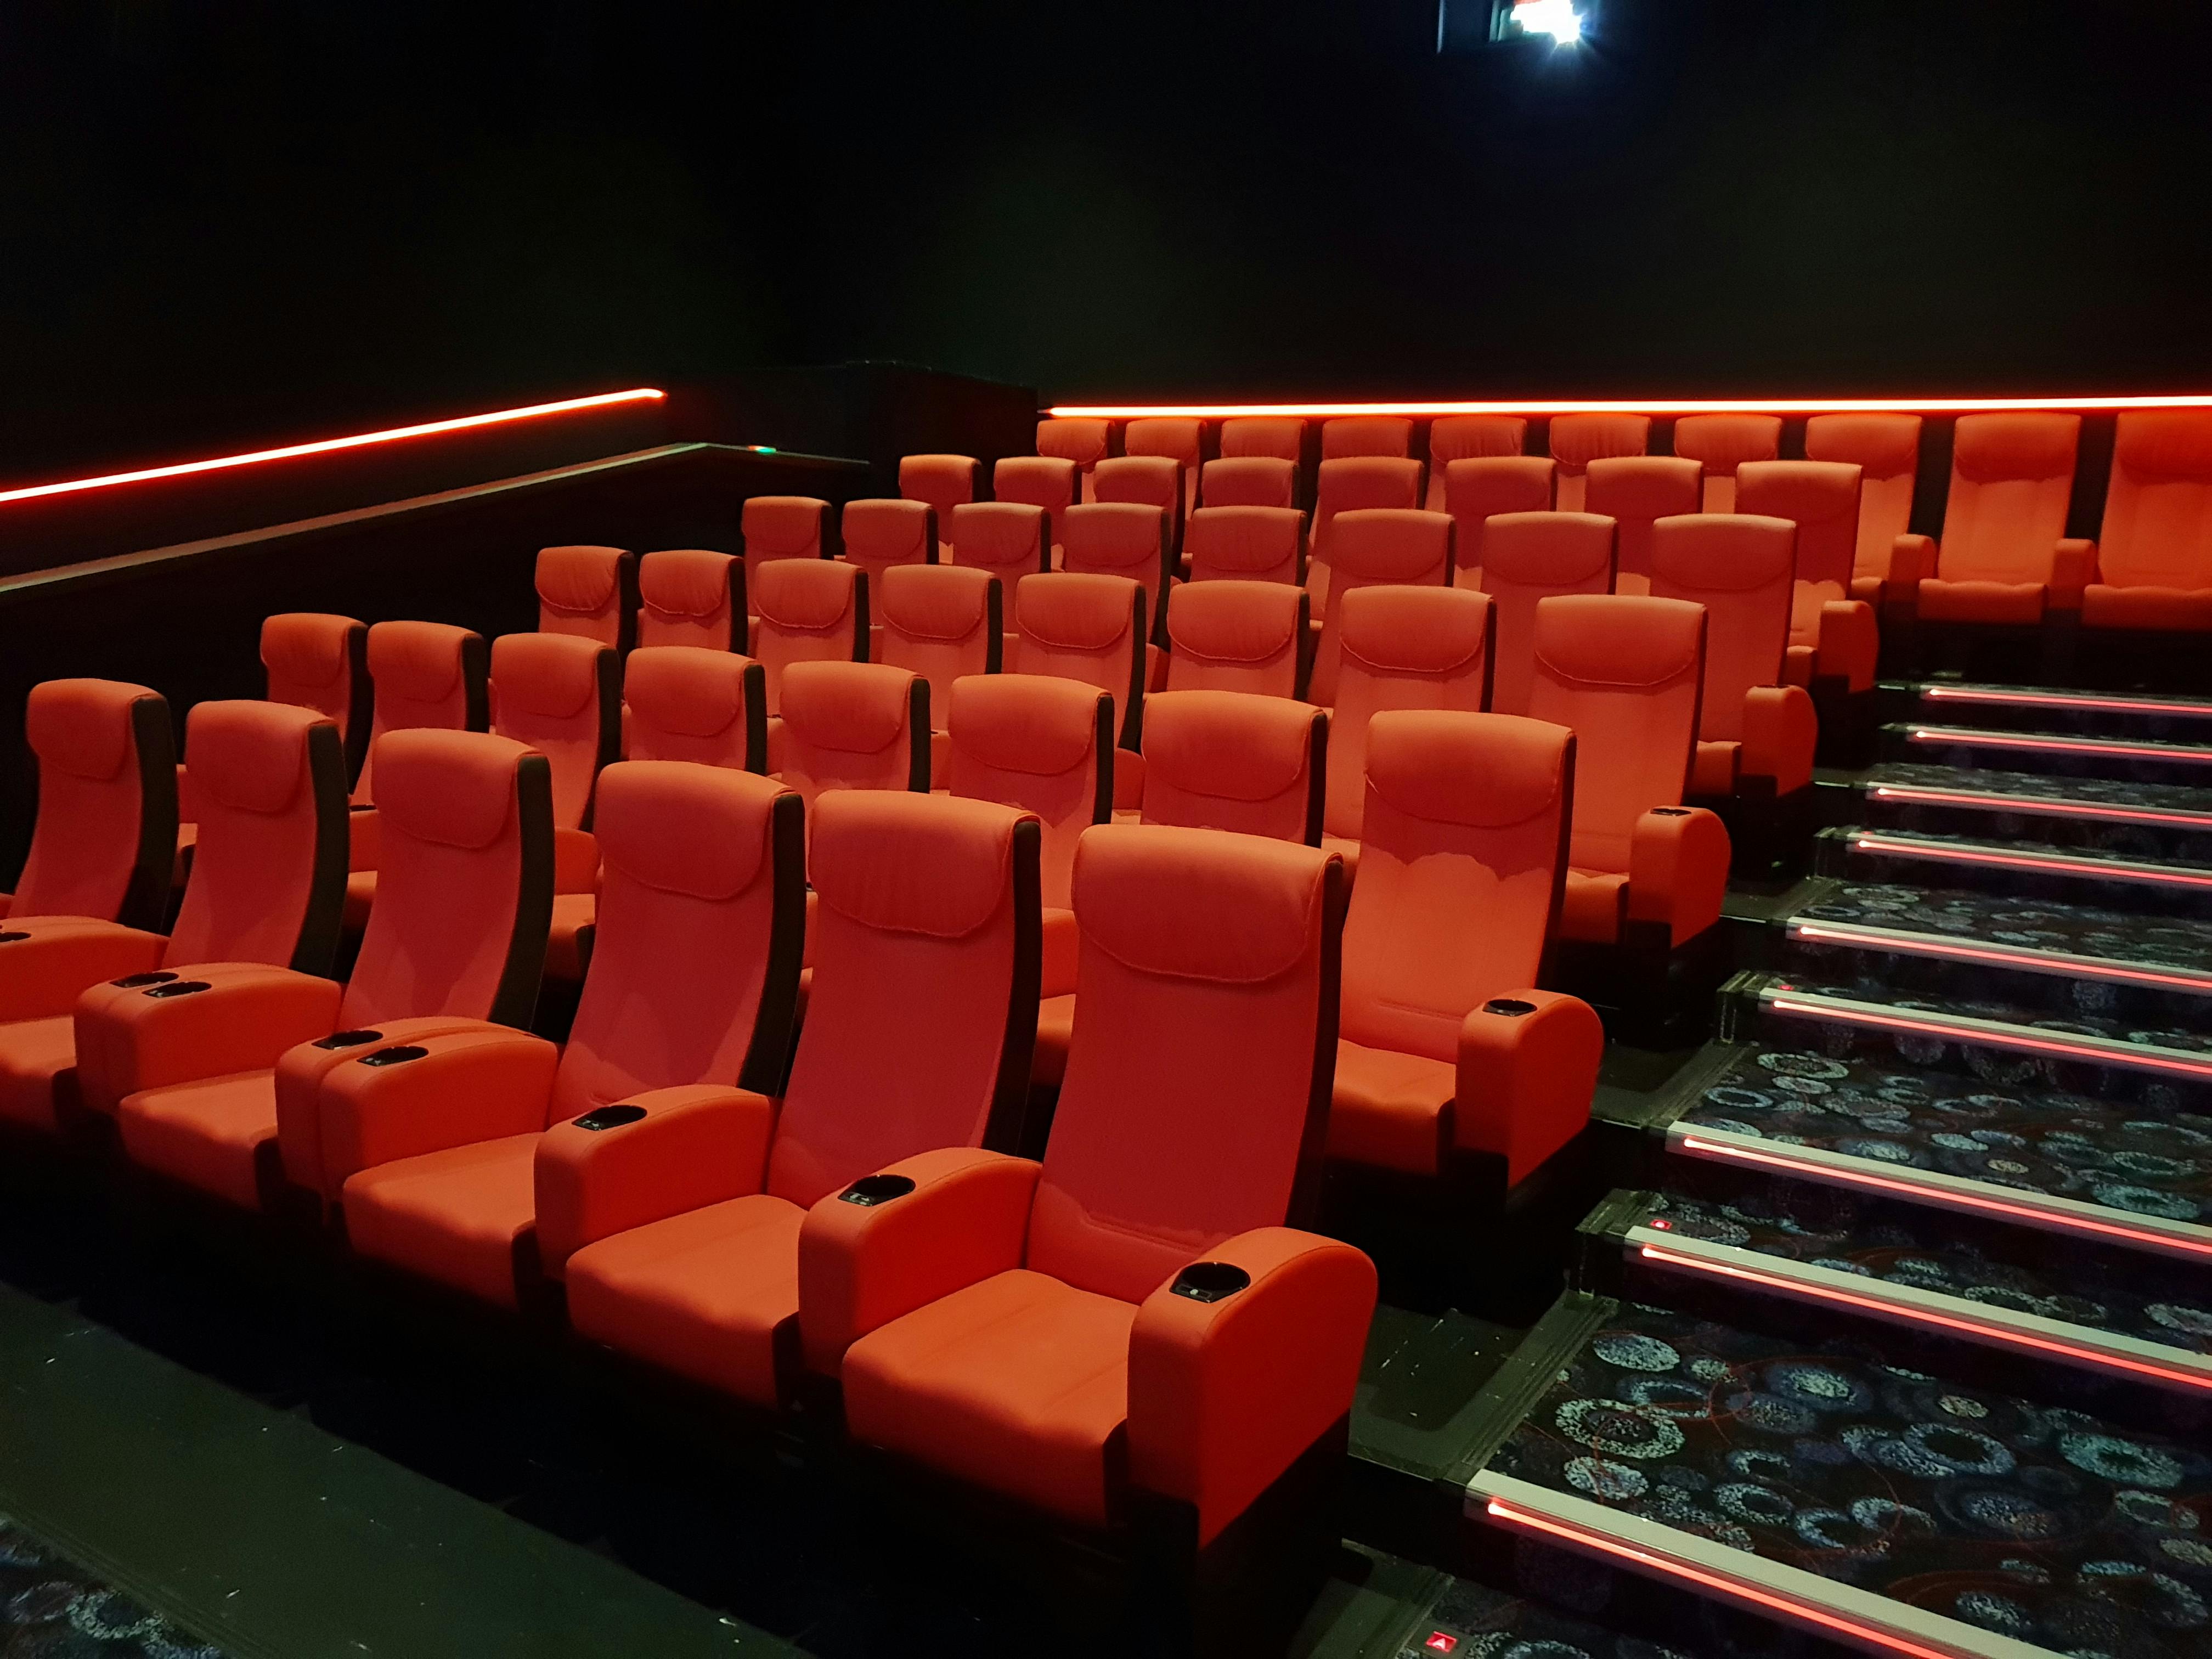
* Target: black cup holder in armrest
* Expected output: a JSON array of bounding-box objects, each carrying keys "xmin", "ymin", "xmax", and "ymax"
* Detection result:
[
  {"xmin": 313, "ymin": 1029, "xmax": 384, "ymax": 1050},
  {"xmin": 1651, "ymin": 806, "xmax": 1690, "ymax": 817},
  {"xmin": 1482, "ymin": 998, "xmax": 1536, "ymax": 1017},
  {"xmin": 839, "ymin": 1174, "xmax": 917, "ymax": 1206},
  {"xmin": 112, "ymin": 971, "xmax": 178, "ymax": 989},
  {"xmin": 144, "ymin": 980, "xmax": 213, "ymax": 999},
  {"xmin": 0, "ymin": 932, "xmax": 29, "ymax": 945},
  {"xmin": 573, "ymin": 1103, "xmax": 647, "ymax": 1132},
  {"xmin": 358, "ymin": 1045, "xmax": 429, "ymax": 1067},
  {"xmin": 1171, "ymin": 1262, "xmax": 1251, "ymax": 1304}
]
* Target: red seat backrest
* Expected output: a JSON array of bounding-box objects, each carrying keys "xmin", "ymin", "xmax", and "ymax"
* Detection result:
[
  {"xmin": 1647, "ymin": 515, "xmax": 1797, "ymax": 742},
  {"xmin": 1735, "ymin": 460, "xmax": 1864, "ymax": 639},
  {"xmin": 1200, "ymin": 457, "xmax": 1298, "ymax": 511},
  {"xmin": 1012, "ymin": 572, "xmax": 1148, "ymax": 749},
  {"xmin": 950, "ymin": 501, "xmax": 1050, "ymax": 607},
  {"xmin": 877, "ymin": 565, "xmax": 1002, "ymax": 727},
  {"xmin": 1322, "ymin": 417, "xmax": 1413, "ymax": 460},
  {"xmin": 1185, "ymin": 505, "xmax": 1306, "ymax": 585},
  {"xmin": 1479, "ymin": 512, "xmax": 1617, "ymax": 716},
  {"xmin": 1164, "ymin": 581, "xmax": 1308, "ymax": 699},
  {"xmin": 1310, "ymin": 507, "xmax": 1453, "ymax": 703},
  {"xmin": 535, "ymin": 546, "xmax": 635, "ymax": 653},
  {"xmin": 1091, "ymin": 456, "xmax": 1184, "ymax": 554},
  {"xmin": 11, "ymin": 679, "xmax": 175, "ymax": 930},
  {"xmin": 2096, "ymin": 411, "xmax": 2212, "ymax": 592},
  {"xmin": 1324, "ymin": 587, "xmax": 1493, "ymax": 842},
  {"xmin": 1527, "ymin": 594, "xmax": 1705, "ymax": 876},
  {"xmin": 355, "ymin": 621, "xmax": 489, "ymax": 806},
  {"xmin": 1036, "ymin": 418, "xmax": 1111, "ymax": 484},
  {"xmin": 1312, "ymin": 458, "xmax": 1425, "ymax": 577},
  {"xmin": 773, "ymin": 660, "xmax": 929, "ymax": 809},
  {"xmin": 994, "ymin": 456, "xmax": 1080, "ymax": 546},
  {"xmin": 1139, "ymin": 689, "xmax": 1327, "ymax": 845},
  {"xmin": 1443, "ymin": 457, "xmax": 1555, "ymax": 578},
  {"xmin": 1547, "ymin": 415, "xmax": 1650, "ymax": 512},
  {"xmin": 1060, "ymin": 501, "xmax": 1172, "ymax": 640},
  {"xmin": 261, "ymin": 614, "xmax": 370, "ymax": 781},
  {"xmin": 753, "ymin": 558, "xmax": 867, "ymax": 714},
  {"xmin": 1805, "ymin": 414, "xmax": 1922, "ymax": 583},
  {"xmin": 1219, "ymin": 417, "xmax": 1306, "ymax": 465},
  {"xmin": 741, "ymin": 496, "xmax": 830, "ymax": 594},
  {"xmin": 341, "ymin": 729, "xmax": 552, "ymax": 1029},
  {"xmin": 1425, "ymin": 416, "xmax": 1529, "ymax": 510},
  {"xmin": 1030, "ymin": 825, "xmax": 1343, "ymax": 1302},
  {"xmin": 551, "ymin": 762, "xmax": 804, "ymax": 1120},
  {"xmin": 636, "ymin": 549, "xmax": 744, "ymax": 650},
  {"xmin": 839, "ymin": 499, "xmax": 938, "ymax": 588},
  {"xmin": 1342, "ymin": 710, "xmax": 1569, "ymax": 1060},
  {"xmin": 1936, "ymin": 414, "xmax": 2080, "ymax": 583},
  {"xmin": 1125, "ymin": 418, "xmax": 1204, "ymax": 515},
  {"xmin": 899, "ymin": 455, "xmax": 980, "ymax": 554},
  {"xmin": 947, "ymin": 674, "xmax": 1110, "ymax": 911},
  {"xmin": 1672, "ymin": 415, "xmax": 1781, "ymax": 513},
  {"xmin": 622, "ymin": 646, "xmax": 765, "ymax": 772},
  {"xmin": 490, "ymin": 631, "xmax": 619, "ymax": 831},
  {"xmin": 765, "ymin": 791, "xmax": 1041, "ymax": 1205},
  {"xmin": 1585, "ymin": 456, "xmax": 1703, "ymax": 594}
]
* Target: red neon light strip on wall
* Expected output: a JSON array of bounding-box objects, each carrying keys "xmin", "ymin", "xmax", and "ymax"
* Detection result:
[
  {"xmin": 1908, "ymin": 727, "xmax": 2212, "ymax": 763},
  {"xmin": 1789, "ymin": 922, "xmax": 2212, "ymax": 991},
  {"xmin": 1637, "ymin": 1244, "xmax": 2212, "ymax": 1390},
  {"xmin": 1868, "ymin": 785, "xmax": 2212, "ymax": 828},
  {"xmin": 0, "ymin": 388, "xmax": 668, "ymax": 506},
  {"xmin": 1920, "ymin": 686, "xmax": 2212, "ymax": 718},
  {"xmin": 1849, "ymin": 834, "xmax": 2212, "ymax": 889},
  {"xmin": 1048, "ymin": 394, "xmax": 2212, "ymax": 419}
]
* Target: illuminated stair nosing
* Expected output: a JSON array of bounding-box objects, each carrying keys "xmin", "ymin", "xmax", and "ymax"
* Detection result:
[
  {"xmin": 1758, "ymin": 982, "xmax": 2212, "ymax": 1080},
  {"xmin": 1844, "ymin": 831, "xmax": 2212, "ymax": 889},
  {"xmin": 1784, "ymin": 917, "xmax": 2212, "ymax": 993}
]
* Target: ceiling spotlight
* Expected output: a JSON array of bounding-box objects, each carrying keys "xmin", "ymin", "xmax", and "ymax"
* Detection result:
[
  {"xmin": 1508, "ymin": 0, "xmax": 1582, "ymax": 43},
  {"xmin": 1437, "ymin": 0, "xmax": 1593, "ymax": 54}
]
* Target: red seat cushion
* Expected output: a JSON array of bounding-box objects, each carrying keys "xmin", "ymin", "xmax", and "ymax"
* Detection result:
[
  {"xmin": 0, "ymin": 1017, "xmax": 76, "ymax": 1132},
  {"xmin": 1559, "ymin": 870, "xmax": 1627, "ymax": 944},
  {"xmin": 2081, "ymin": 584, "xmax": 2212, "ymax": 631},
  {"xmin": 342, "ymin": 1135, "xmax": 542, "ymax": 1308},
  {"xmin": 842, "ymin": 1268, "xmax": 1135, "ymax": 1529},
  {"xmin": 116, "ymin": 1069, "xmax": 278, "ymax": 1209},
  {"xmin": 1916, "ymin": 578, "xmax": 2047, "ymax": 625},
  {"xmin": 1324, "ymin": 1040, "xmax": 1453, "ymax": 1176}
]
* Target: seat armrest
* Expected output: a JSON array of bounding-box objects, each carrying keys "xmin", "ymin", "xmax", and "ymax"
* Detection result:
[
  {"xmin": 1126, "ymin": 1227, "xmax": 1376, "ymax": 1547},
  {"xmin": 270, "ymin": 1014, "xmax": 516, "ymax": 1195},
  {"xmin": 2050, "ymin": 539, "xmax": 2097, "ymax": 610},
  {"xmin": 552, "ymin": 828, "xmax": 600, "ymax": 895},
  {"xmin": 1781, "ymin": 644, "xmax": 1815, "ymax": 688},
  {"xmin": 1888, "ymin": 533, "xmax": 1937, "ymax": 588},
  {"xmin": 797, "ymin": 1145, "xmax": 1041, "ymax": 1378},
  {"xmin": 1738, "ymin": 685, "xmax": 1818, "ymax": 794},
  {"xmin": 314, "ymin": 1026, "xmax": 560, "ymax": 1204},
  {"xmin": 1815, "ymin": 599, "xmax": 1880, "ymax": 695},
  {"xmin": 348, "ymin": 809, "xmax": 379, "ymax": 872},
  {"xmin": 1113, "ymin": 749, "xmax": 1147, "ymax": 812},
  {"xmin": 534, "ymin": 1085, "xmax": 777, "ymax": 1277},
  {"xmin": 1040, "ymin": 906, "xmax": 1080, "ymax": 999},
  {"xmin": 0, "ymin": 919, "xmax": 168, "ymax": 1021},
  {"xmin": 1455, "ymin": 990, "xmax": 1602, "ymax": 1186},
  {"xmin": 1626, "ymin": 806, "xmax": 1730, "ymax": 947},
  {"xmin": 74, "ymin": 964, "xmax": 343, "ymax": 1116}
]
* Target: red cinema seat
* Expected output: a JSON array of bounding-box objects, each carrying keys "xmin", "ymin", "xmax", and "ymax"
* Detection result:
[
  {"xmin": 1184, "ymin": 505, "xmax": 1306, "ymax": 586},
  {"xmin": 741, "ymin": 496, "xmax": 831, "ymax": 601},
  {"xmin": 623, "ymin": 647, "xmax": 766, "ymax": 773},
  {"xmin": 1200, "ymin": 457, "xmax": 1298, "ymax": 511},
  {"xmin": 839, "ymin": 499, "xmax": 938, "ymax": 590},
  {"xmin": 1424, "ymin": 416, "xmax": 1529, "ymax": 511},
  {"xmin": 950, "ymin": 501, "xmax": 1051, "ymax": 615},
  {"xmin": 1584, "ymin": 456, "xmax": 1701, "ymax": 595},
  {"xmin": 1164, "ymin": 582, "xmax": 1308, "ymax": 700},
  {"xmin": 753, "ymin": 558, "xmax": 867, "ymax": 716},
  {"xmin": 1547, "ymin": 414, "xmax": 1650, "ymax": 513},
  {"xmin": 1, "ymin": 703, "xmax": 342, "ymax": 1134},
  {"xmin": 1310, "ymin": 459, "xmax": 1424, "ymax": 608},
  {"xmin": 900, "ymin": 455, "xmax": 980, "ymax": 558},
  {"xmin": 770, "ymin": 661, "xmax": 930, "ymax": 810},
  {"xmin": 262, "ymin": 614, "xmax": 371, "ymax": 784},
  {"xmin": 1037, "ymin": 418, "xmax": 1113, "ymax": 501},
  {"xmin": 1012, "ymin": 573, "xmax": 1148, "ymax": 764},
  {"xmin": 1322, "ymin": 417, "xmax": 1413, "ymax": 461},
  {"xmin": 814, "ymin": 825, "xmax": 1371, "ymax": 1578},
  {"xmin": 1473, "ymin": 512, "xmax": 1616, "ymax": 717},
  {"xmin": 1061, "ymin": 501, "xmax": 1173, "ymax": 646},
  {"xmin": 1309, "ymin": 507, "xmax": 1453, "ymax": 705},
  {"xmin": 995, "ymin": 457, "xmax": 1079, "ymax": 556},
  {"xmin": 1805, "ymin": 413, "xmax": 1923, "ymax": 603},
  {"xmin": 1328, "ymin": 712, "xmax": 1599, "ymax": 1188},
  {"xmin": 87, "ymin": 730, "xmax": 551, "ymax": 1212},
  {"xmin": 351, "ymin": 622, "xmax": 490, "ymax": 806},
  {"xmin": 1138, "ymin": 690, "xmax": 1326, "ymax": 845},
  {"xmin": 635, "ymin": 550, "xmax": 745, "ymax": 651},
  {"xmin": 1527, "ymin": 595, "xmax": 1729, "ymax": 952},
  {"xmin": 0, "ymin": 680, "xmax": 174, "ymax": 938},
  {"xmin": 2079, "ymin": 411, "xmax": 2212, "ymax": 633},
  {"xmin": 1091, "ymin": 458, "xmax": 1184, "ymax": 562},
  {"xmin": 1125, "ymin": 417, "xmax": 1204, "ymax": 517},
  {"xmin": 1735, "ymin": 461, "xmax": 1880, "ymax": 697},
  {"xmin": 318, "ymin": 764, "xmax": 806, "ymax": 1310},
  {"xmin": 1321, "ymin": 587, "xmax": 1493, "ymax": 862},
  {"xmin": 1672, "ymin": 415, "xmax": 1781, "ymax": 513},
  {"xmin": 878, "ymin": 563, "xmax": 1002, "ymax": 780},
  {"xmin": 946, "ymin": 674, "xmax": 1111, "ymax": 1000},
  {"xmin": 1443, "ymin": 456, "xmax": 1555, "ymax": 589},
  {"xmin": 544, "ymin": 790, "xmax": 1042, "ymax": 1407},
  {"xmin": 1647, "ymin": 515, "xmax": 1816, "ymax": 804},
  {"xmin": 535, "ymin": 546, "xmax": 636, "ymax": 654},
  {"xmin": 1907, "ymin": 413, "xmax": 2085, "ymax": 624},
  {"xmin": 1220, "ymin": 416, "xmax": 1306, "ymax": 470}
]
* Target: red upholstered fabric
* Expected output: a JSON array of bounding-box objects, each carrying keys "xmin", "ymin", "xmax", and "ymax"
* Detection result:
[
  {"xmin": 1547, "ymin": 414, "xmax": 1650, "ymax": 511},
  {"xmin": 741, "ymin": 496, "xmax": 829, "ymax": 591},
  {"xmin": 1091, "ymin": 457, "xmax": 1183, "ymax": 559},
  {"xmin": 1424, "ymin": 416, "xmax": 1529, "ymax": 511},
  {"xmin": 1672, "ymin": 415, "xmax": 1781, "ymax": 512},
  {"xmin": 839, "ymin": 499, "xmax": 938, "ymax": 588},
  {"xmin": 490, "ymin": 631, "xmax": 613, "ymax": 832},
  {"xmin": 1477, "ymin": 512, "xmax": 1617, "ymax": 716},
  {"xmin": 1218, "ymin": 417, "xmax": 1305, "ymax": 465},
  {"xmin": 260, "ymin": 614, "xmax": 366, "ymax": 757},
  {"xmin": 1185, "ymin": 505, "xmax": 1305, "ymax": 585},
  {"xmin": 877, "ymin": 565, "xmax": 1001, "ymax": 727},
  {"xmin": 1311, "ymin": 458, "xmax": 1424, "ymax": 600},
  {"xmin": 1323, "ymin": 587, "xmax": 1493, "ymax": 843},
  {"xmin": 1322, "ymin": 417, "xmax": 1412, "ymax": 460},
  {"xmin": 1125, "ymin": 418, "xmax": 1204, "ymax": 515},
  {"xmin": 2094, "ymin": 411, "xmax": 2212, "ymax": 601},
  {"xmin": 0, "ymin": 1017, "xmax": 80, "ymax": 1134},
  {"xmin": 623, "ymin": 647, "xmax": 763, "ymax": 771},
  {"xmin": 947, "ymin": 674, "xmax": 1108, "ymax": 915},
  {"xmin": 1805, "ymin": 413, "xmax": 1922, "ymax": 590},
  {"xmin": 1012, "ymin": 573, "xmax": 1147, "ymax": 749},
  {"xmin": 1060, "ymin": 501, "xmax": 1172, "ymax": 633},
  {"xmin": 1200, "ymin": 457, "xmax": 1297, "ymax": 511},
  {"xmin": 1647, "ymin": 515, "xmax": 1796, "ymax": 746},
  {"xmin": 994, "ymin": 456, "xmax": 1079, "ymax": 545},
  {"xmin": 1443, "ymin": 456, "xmax": 1555, "ymax": 585},
  {"xmin": 1584, "ymin": 456, "xmax": 1702, "ymax": 595},
  {"xmin": 2081, "ymin": 585, "xmax": 2212, "ymax": 630},
  {"xmin": 772, "ymin": 662, "xmax": 926, "ymax": 809},
  {"xmin": 1164, "ymin": 582, "xmax": 1306, "ymax": 698},
  {"xmin": 354, "ymin": 622, "xmax": 486, "ymax": 805},
  {"xmin": 13, "ymin": 679, "xmax": 171, "ymax": 928},
  {"xmin": 1037, "ymin": 417, "xmax": 1111, "ymax": 478},
  {"xmin": 1920, "ymin": 414, "xmax": 2080, "ymax": 616},
  {"xmin": 1736, "ymin": 460, "xmax": 1865, "ymax": 639},
  {"xmin": 900, "ymin": 455, "xmax": 980, "ymax": 555},
  {"xmin": 1309, "ymin": 507, "xmax": 1453, "ymax": 704},
  {"xmin": 535, "ymin": 546, "xmax": 632, "ymax": 648},
  {"xmin": 950, "ymin": 501, "xmax": 1050, "ymax": 608},
  {"xmin": 636, "ymin": 549, "xmax": 743, "ymax": 650},
  {"xmin": 753, "ymin": 558, "xmax": 865, "ymax": 714},
  {"xmin": 1139, "ymin": 690, "xmax": 1325, "ymax": 845}
]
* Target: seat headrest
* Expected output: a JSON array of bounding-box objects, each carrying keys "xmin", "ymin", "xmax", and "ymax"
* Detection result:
[
  {"xmin": 1017, "ymin": 572, "xmax": 1138, "ymax": 651},
  {"xmin": 1649, "ymin": 515, "xmax": 1797, "ymax": 593},
  {"xmin": 1037, "ymin": 419, "xmax": 1110, "ymax": 468},
  {"xmin": 842, "ymin": 498, "xmax": 934, "ymax": 562},
  {"xmin": 366, "ymin": 621, "xmax": 473, "ymax": 702},
  {"xmin": 1533, "ymin": 594, "xmax": 1704, "ymax": 689},
  {"xmin": 1804, "ymin": 413, "xmax": 1922, "ymax": 478},
  {"xmin": 1735, "ymin": 461, "xmax": 1863, "ymax": 523},
  {"xmin": 1219, "ymin": 418, "xmax": 1305, "ymax": 460},
  {"xmin": 1446, "ymin": 455, "xmax": 1555, "ymax": 503},
  {"xmin": 811, "ymin": 790, "xmax": 1027, "ymax": 938},
  {"xmin": 1073, "ymin": 823, "xmax": 1330, "ymax": 985},
  {"xmin": 1586, "ymin": 456, "xmax": 1703, "ymax": 516},
  {"xmin": 185, "ymin": 701, "xmax": 322, "ymax": 815},
  {"xmin": 1340, "ymin": 585, "xmax": 1491, "ymax": 674},
  {"xmin": 1951, "ymin": 413, "xmax": 2079, "ymax": 484},
  {"xmin": 1365, "ymin": 710, "xmax": 1568, "ymax": 829},
  {"xmin": 373, "ymin": 729, "xmax": 531, "ymax": 849},
  {"xmin": 879, "ymin": 563, "xmax": 995, "ymax": 640},
  {"xmin": 741, "ymin": 495, "xmax": 828, "ymax": 557},
  {"xmin": 951, "ymin": 501, "xmax": 1047, "ymax": 565},
  {"xmin": 259, "ymin": 613, "xmax": 359, "ymax": 689},
  {"xmin": 25, "ymin": 679, "xmax": 159, "ymax": 781},
  {"xmin": 1322, "ymin": 417, "xmax": 1413, "ymax": 459},
  {"xmin": 1092, "ymin": 456, "xmax": 1180, "ymax": 506},
  {"xmin": 595, "ymin": 761, "xmax": 786, "ymax": 901},
  {"xmin": 1061, "ymin": 502, "xmax": 1164, "ymax": 572},
  {"xmin": 491, "ymin": 630, "xmax": 606, "ymax": 721},
  {"xmin": 1125, "ymin": 417, "xmax": 1204, "ymax": 461},
  {"xmin": 777, "ymin": 661, "xmax": 914, "ymax": 754},
  {"xmin": 1317, "ymin": 456, "xmax": 1422, "ymax": 506},
  {"xmin": 1185, "ymin": 506, "xmax": 1304, "ymax": 573},
  {"xmin": 1429, "ymin": 415, "xmax": 1528, "ymax": 463},
  {"xmin": 623, "ymin": 646, "xmax": 751, "ymax": 736},
  {"xmin": 950, "ymin": 673, "xmax": 1103, "ymax": 777},
  {"xmin": 1328, "ymin": 509, "xmax": 1451, "ymax": 580},
  {"xmin": 637, "ymin": 549, "xmax": 738, "ymax": 619},
  {"xmin": 2114, "ymin": 411, "xmax": 2212, "ymax": 483},
  {"xmin": 1144, "ymin": 690, "xmax": 1317, "ymax": 803},
  {"xmin": 996, "ymin": 455, "xmax": 1079, "ymax": 507},
  {"xmin": 1670, "ymin": 415, "xmax": 1782, "ymax": 474},
  {"xmin": 1203, "ymin": 458, "xmax": 1297, "ymax": 506},
  {"xmin": 1482, "ymin": 512, "xmax": 1616, "ymax": 587},
  {"xmin": 535, "ymin": 546, "xmax": 627, "ymax": 615},
  {"xmin": 753, "ymin": 558, "xmax": 859, "ymax": 630},
  {"xmin": 1547, "ymin": 414, "xmax": 1651, "ymax": 471},
  {"xmin": 899, "ymin": 454, "xmax": 980, "ymax": 495},
  {"xmin": 1167, "ymin": 582, "xmax": 1303, "ymax": 663}
]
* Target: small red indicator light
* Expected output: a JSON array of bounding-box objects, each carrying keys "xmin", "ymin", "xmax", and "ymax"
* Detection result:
[{"xmin": 1424, "ymin": 1633, "xmax": 1459, "ymax": 1654}]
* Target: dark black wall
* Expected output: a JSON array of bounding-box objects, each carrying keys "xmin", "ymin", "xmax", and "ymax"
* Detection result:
[{"xmin": 7, "ymin": 0, "xmax": 2212, "ymax": 465}]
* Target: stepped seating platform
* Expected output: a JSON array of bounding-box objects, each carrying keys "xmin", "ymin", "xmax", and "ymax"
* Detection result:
[{"xmin": 1857, "ymin": 764, "xmax": 2212, "ymax": 865}]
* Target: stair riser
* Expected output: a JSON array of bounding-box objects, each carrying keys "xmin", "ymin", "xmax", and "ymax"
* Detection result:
[
  {"xmin": 1884, "ymin": 727, "xmax": 2212, "ymax": 787},
  {"xmin": 1909, "ymin": 689, "xmax": 2212, "ymax": 742},
  {"xmin": 1779, "ymin": 934, "xmax": 2212, "ymax": 1032},
  {"xmin": 1822, "ymin": 839, "xmax": 2212, "ymax": 918},
  {"xmin": 1855, "ymin": 790, "xmax": 2212, "ymax": 866}
]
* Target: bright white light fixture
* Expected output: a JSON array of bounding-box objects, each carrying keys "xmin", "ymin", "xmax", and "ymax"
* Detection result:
[{"xmin": 1511, "ymin": 0, "xmax": 1582, "ymax": 42}]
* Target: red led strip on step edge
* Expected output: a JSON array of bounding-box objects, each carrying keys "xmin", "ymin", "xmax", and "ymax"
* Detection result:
[
  {"xmin": 1848, "ymin": 835, "xmax": 2212, "ymax": 889},
  {"xmin": 1048, "ymin": 394, "xmax": 2212, "ymax": 418},
  {"xmin": 1867, "ymin": 784, "xmax": 2212, "ymax": 827},
  {"xmin": 1919, "ymin": 686, "xmax": 2212, "ymax": 719},
  {"xmin": 1763, "ymin": 992, "xmax": 2212, "ymax": 1079},
  {"xmin": 1788, "ymin": 922, "xmax": 2212, "ymax": 991},
  {"xmin": 1908, "ymin": 727, "xmax": 2212, "ymax": 763}
]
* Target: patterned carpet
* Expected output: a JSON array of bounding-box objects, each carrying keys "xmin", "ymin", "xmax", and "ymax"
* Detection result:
[
  {"xmin": 1402, "ymin": 1571, "xmax": 1703, "ymax": 1659},
  {"xmin": 0, "ymin": 1519, "xmax": 223, "ymax": 1657},
  {"xmin": 1865, "ymin": 764, "xmax": 2212, "ymax": 865},
  {"xmin": 1798, "ymin": 883, "xmax": 2212, "ymax": 975}
]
